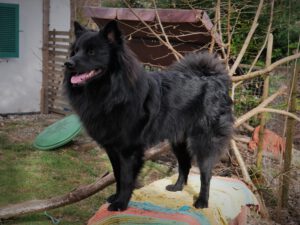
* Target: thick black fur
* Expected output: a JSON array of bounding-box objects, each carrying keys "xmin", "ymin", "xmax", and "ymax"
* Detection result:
[{"xmin": 64, "ymin": 20, "xmax": 234, "ymax": 211}]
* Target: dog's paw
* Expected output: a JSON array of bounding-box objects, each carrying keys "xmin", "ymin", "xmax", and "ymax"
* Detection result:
[
  {"xmin": 106, "ymin": 194, "xmax": 118, "ymax": 203},
  {"xmin": 107, "ymin": 201, "xmax": 128, "ymax": 211},
  {"xmin": 193, "ymin": 199, "xmax": 208, "ymax": 209},
  {"xmin": 166, "ymin": 184, "xmax": 183, "ymax": 192}
]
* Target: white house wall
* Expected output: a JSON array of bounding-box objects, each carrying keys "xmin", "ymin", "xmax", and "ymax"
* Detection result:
[
  {"xmin": 50, "ymin": 0, "xmax": 70, "ymax": 31},
  {"xmin": 0, "ymin": 0, "xmax": 70, "ymax": 114}
]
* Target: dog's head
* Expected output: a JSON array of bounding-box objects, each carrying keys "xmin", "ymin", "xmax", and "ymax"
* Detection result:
[{"xmin": 64, "ymin": 20, "xmax": 122, "ymax": 86}]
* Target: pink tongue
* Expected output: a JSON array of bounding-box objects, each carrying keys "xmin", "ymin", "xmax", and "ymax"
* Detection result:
[{"xmin": 71, "ymin": 73, "xmax": 89, "ymax": 84}]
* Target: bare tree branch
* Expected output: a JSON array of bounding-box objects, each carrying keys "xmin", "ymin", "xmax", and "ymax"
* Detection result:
[
  {"xmin": 232, "ymin": 52, "xmax": 300, "ymax": 82},
  {"xmin": 230, "ymin": 140, "xmax": 269, "ymax": 218},
  {"xmin": 248, "ymin": 0, "xmax": 274, "ymax": 73},
  {"xmin": 229, "ymin": 0, "xmax": 264, "ymax": 76},
  {"xmin": 234, "ymin": 86, "xmax": 287, "ymax": 127},
  {"xmin": 122, "ymin": 0, "xmax": 183, "ymax": 60},
  {"xmin": 209, "ymin": 0, "xmax": 220, "ymax": 53},
  {"xmin": 152, "ymin": 0, "xmax": 180, "ymax": 61},
  {"xmin": 256, "ymin": 108, "xmax": 300, "ymax": 122}
]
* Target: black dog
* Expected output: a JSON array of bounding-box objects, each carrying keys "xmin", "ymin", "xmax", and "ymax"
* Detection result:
[{"xmin": 64, "ymin": 20, "xmax": 234, "ymax": 211}]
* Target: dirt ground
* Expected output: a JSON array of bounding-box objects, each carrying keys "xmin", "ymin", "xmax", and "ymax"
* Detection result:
[{"xmin": 0, "ymin": 113, "xmax": 299, "ymax": 225}]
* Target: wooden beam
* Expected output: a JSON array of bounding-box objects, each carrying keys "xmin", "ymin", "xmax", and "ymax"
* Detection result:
[
  {"xmin": 256, "ymin": 33, "xmax": 273, "ymax": 174},
  {"xmin": 41, "ymin": 0, "xmax": 50, "ymax": 114}
]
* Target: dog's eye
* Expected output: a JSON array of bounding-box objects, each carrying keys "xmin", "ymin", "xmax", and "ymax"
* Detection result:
[{"xmin": 88, "ymin": 49, "xmax": 95, "ymax": 56}]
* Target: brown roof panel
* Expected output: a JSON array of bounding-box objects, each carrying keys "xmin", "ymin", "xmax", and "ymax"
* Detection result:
[{"xmin": 84, "ymin": 7, "xmax": 222, "ymax": 67}]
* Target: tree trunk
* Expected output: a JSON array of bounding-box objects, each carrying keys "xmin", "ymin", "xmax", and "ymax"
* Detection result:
[{"xmin": 280, "ymin": 63, "xmax": 299, "ymax": 208}]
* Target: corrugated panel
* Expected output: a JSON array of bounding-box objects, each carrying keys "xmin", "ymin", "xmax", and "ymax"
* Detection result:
[{"xmin": 0, "ymin": 3, "xmax": 19, "ymax": 58}]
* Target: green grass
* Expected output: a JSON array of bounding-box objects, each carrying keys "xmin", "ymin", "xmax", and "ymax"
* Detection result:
[{"xmin": 0, "ymin": 120, "xmax": 170, "ymax": 224}]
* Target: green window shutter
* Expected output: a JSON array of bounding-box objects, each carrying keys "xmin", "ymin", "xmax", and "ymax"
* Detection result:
[{"xmin": 0, "ymin": 3, "xmax": 19, "ymax": 58}]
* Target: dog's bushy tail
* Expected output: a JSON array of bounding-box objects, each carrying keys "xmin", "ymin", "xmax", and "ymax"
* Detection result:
[{"xmin": 171, "ymin": 52, "xmax": 228, "ymax": 79}]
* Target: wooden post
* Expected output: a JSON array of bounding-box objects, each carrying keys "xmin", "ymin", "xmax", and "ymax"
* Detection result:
[
  {"xmin": 41, "ymin": 0, "xmax": 50, "ymax": 114},
  {"xmin": 280, "ymin": 62, "xmax": 299, "ymax": 208},
  {"xmin": 70, "ymin": 0, "xmax": 76, "ymax": 42},
  {"xmin": 256, "ymin": 33, "xmax": 273, "ymax": 175}
]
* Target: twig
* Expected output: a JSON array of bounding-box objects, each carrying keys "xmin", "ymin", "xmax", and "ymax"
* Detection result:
[
  {"xmin": 230, "ymin": 140, "xmax": 251, "ymax": 183},
  {"xmin": 231, "ymin": 80, "xmax": 243, "ymax": 100},
  {"xmin": 226, "ymin": 0, "xmax": 231, "ymax": 66},
  {"xmin": 234, "ymin": 86, "xmax": 287, "ymax": 127},
  {"xmin": 209, "ymin": 0, "xmax": 219, "ymax": 53},
  {"xmin": 152, "ymin": 0, "xmax": 180, "ymax": 61},
  {"xmin": 248, "ymin": 0, "xmax": 274, "ymax": 73},
  {"xmin": 216, "ymin": 0, "xmax": 227, "ymax": 59},
  {"xmin": 122, "ymin": 0, "xmax": 183, "ymax": 60},
  {"xmin": 232, "ymin": 52, "xmax": 300, "ymax": 82},
  {"xmin": 229, "ymin": 0, "xmax": 264, "ymax": 76}
]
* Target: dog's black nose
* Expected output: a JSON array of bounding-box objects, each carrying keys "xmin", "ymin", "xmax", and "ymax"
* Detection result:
[{"xmin": 64, "ymin": 59, "xmax": 75, "ymax": 69}]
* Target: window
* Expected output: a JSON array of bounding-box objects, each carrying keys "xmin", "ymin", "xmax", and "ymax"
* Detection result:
[{"xmin": 0, "ymin": 3, "xmax": 19, "ymax": 58}]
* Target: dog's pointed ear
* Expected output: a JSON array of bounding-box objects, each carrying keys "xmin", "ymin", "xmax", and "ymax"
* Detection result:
[
  {"xmin": 101, "ymin": 20, "xmax": 122, "ymax": 44},
  {"xmin": 74, "ymin": 21, "xmax": 86, "ymax": 38}
]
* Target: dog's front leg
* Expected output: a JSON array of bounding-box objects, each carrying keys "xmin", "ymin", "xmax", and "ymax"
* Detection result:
[
  {"xmin": 107, "ymin": 147, "xmax": 144, "ymax": 211},
  {"xmin": 106, "ymin": 150, "xmax": 121, "ymax": 204}
]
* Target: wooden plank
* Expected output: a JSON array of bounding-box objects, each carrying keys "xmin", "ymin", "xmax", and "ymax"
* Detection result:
[
  {"xmin": 48, "ymin": 78, "xmax": 63, "ymax": 84},
  {"xmin": 48, "ymin": 73, "xmax": 63, "ymax": 78},
  {"xmin": 49, "ymin": 37, "xmax": 71, "ymax": 43},
  {"xmin": 48, "ymin": 84, "xmax": 62, "ymax": 90},
  {"xmin": 55, "ymin": 100, "xmax": 69, "ymax": 107},
  {"xmin": 48, "ymin": 67, "xmax": 64, "ymax": 74},
  {"xmin": 48, "ymin": 63, "xmax": 64, "ymax": 70},
  {"xmin": 48, "ymin": 62, "xmax": 64, "ymax": 68},
  {"xmin": 70, "ymin": 0, "xmax": 76, "ymax": 42},
  {"xmin": 48, "ymin": 56, "xmax": 67, "ymax": 63},
  {"xmin": 48, "ymin": 75, "xmax": 63, "ymax": 81},
  {"xmin": 48, "ymin": 72, "xmax": 64, "ymax": 79},
  {"xmin": 49, "ymin": 107, "xmax": 66, "ymax": 114},
  {"xmin": 48, "ymin": 83, "xmax": 63, "ymax": 91},
  {"xmin": 48, "ymin": 68, "xmax": 64, "ymax": 74},
  {"xmin": 48, "ymin": 82, "xmax": 62, "ymax": 90},
  {"xmin": 48, "ymin": 44, "xmax": 70, "ymax": 50},
  {"xmin": 48, "ymin": 94, "xmax": 68, "ymax": 104},
  {"xmin": 49, "ymin": 30, "xmax": 71, "ymax": 36},
  {"xmin": 49, "ymin": 107, "xmax": 71, "ymax": 115},
  {"xmin": 49, "ymin": 50, "xmax": 69, "ymax": 57},
  {"xmin": 48, "ymin": 86, "xmax": 60, "ymax": 92},
  {"xmin": 41, "ymin": 0, "xmax": 50, "ymax": 114}
]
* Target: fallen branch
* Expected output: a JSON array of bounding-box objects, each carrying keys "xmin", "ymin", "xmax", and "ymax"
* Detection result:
[
  {"xmin": 256, "ymin": 108, "xmax": 300, "ymax": 122},
  {"xmin": 230, "ymin": 139, "xmax": 269, "ymax": 218},
  {"xmin": 230, "ymin": 139, "xmax": 251, "ymax": 183},
  {"xmin": 0, "ymin": 142, "xmax": 171, "ymax": 219},
  {"xmin": 234, "ymin": 86, "xmax": 287, "ymax": 127},
  {"xmin": 232, "ymin": 52, "xmax": 300, "ymax": 82}
]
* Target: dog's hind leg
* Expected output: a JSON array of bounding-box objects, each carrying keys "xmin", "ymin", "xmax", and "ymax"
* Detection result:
[
  {"xmin": 194, "ymin": 154, "xmax": 214, "ymax": 208},
  {"xmin": 187, "ymin": 134, "xmax": 215, "ymax": 209},
  {"xmin": 107, "ymin": 146, "xmax": 144, "ymax": 211},
  {"xmin": 189, "ymin": 134, "xmax": 223, "ymax": 209},
  {"xmin": 166, "ymin": 141, "xmax": 191, "ymax": 192}
]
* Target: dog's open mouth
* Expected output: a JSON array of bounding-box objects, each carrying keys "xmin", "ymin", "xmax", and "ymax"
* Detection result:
[{"xmin": 71, "ymin": 69, "xmax": 102, "ymax": 85}]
